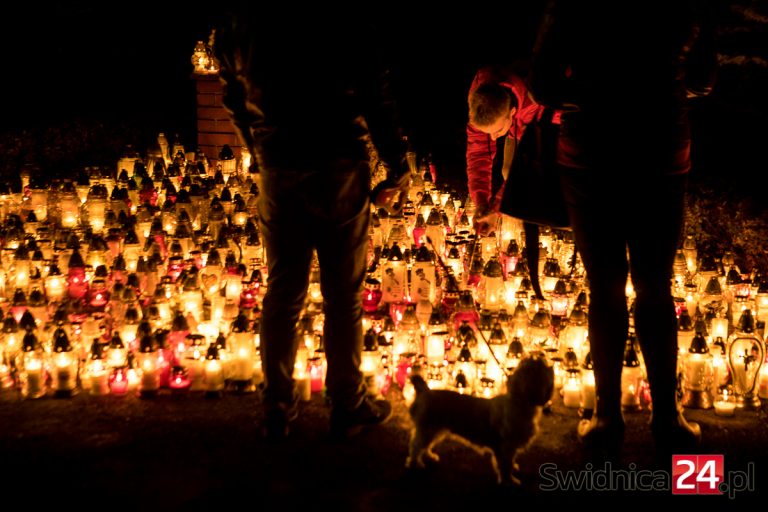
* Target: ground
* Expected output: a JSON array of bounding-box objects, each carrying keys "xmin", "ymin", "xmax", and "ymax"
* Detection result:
[{"xmin": 2, "ymin": 383, "xmax": 766, "ymax": 509}]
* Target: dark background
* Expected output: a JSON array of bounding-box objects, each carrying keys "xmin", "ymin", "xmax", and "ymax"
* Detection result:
[{"xmin": 0, "ymin": 2, "xmax": 766, "ymax": 200}]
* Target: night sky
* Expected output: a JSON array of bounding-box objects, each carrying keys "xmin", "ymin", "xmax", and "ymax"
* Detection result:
[{"xmin": 0, "ymin": 2, "xmax": 766, "ymax": 195}]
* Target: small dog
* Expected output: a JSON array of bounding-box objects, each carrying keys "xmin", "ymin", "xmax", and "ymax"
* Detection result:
[{"xmin": 406, "ymin": 355, "xmax": 554, "ymax": 485}]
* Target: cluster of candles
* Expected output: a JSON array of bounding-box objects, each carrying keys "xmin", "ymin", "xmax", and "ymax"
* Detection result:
[
  {"xmin": 357, "ymin": 151, "xmax": 767, "ymax": 420},
  {"xmin": 0, "ymin": 135, "xmax": 765, "ymax": 424},
  {"xmin": 0, "ymin": 136, "xmax": 277, "ymax": 399}
]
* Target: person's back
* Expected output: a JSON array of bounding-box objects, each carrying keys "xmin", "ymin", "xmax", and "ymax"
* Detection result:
[
  {"xmin": 215, "ymin": 8, "xmax": 403, "ymax": 173},
  {"xmin": 532, "ymin": 1, "xmax": 716, "ymax": 173}
]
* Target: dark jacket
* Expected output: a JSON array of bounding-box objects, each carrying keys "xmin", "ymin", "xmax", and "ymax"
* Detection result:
[
  {"xmin": 213, "ymin": 8, "xmax": 406, "ymax": 175},
  {"xmin": 530, "ymin": 0, "xmax": 717, "ymax": 173}
]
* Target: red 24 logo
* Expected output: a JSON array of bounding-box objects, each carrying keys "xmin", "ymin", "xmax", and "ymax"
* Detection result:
[{"xmin": 672, "ymin": 455, "xmax": 724, "ymax": 495}]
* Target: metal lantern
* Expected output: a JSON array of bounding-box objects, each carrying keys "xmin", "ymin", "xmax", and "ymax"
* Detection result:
[
  {"xmin": 452, "ymin": 289, "xmax": 479, "ymax": 330},
  {"xmin": 424, "ymin": 207, "xmax": 445, "ymax": 259},
  {"xmin": 454, "ymin": 340, "xmax": 475, "ymax": 392},
  {"xmin": 107, "ymin": 331, "xmax": 127, "ymax": 369},
  {"xmin": 136, "ymin": 334, "xmax": 160, "ymax": 397},
  {"xmin": 560, "ymin": 304, "xmax": 588, "ymax": 362},
  {"xmin": 681, "ymin": 326, "xmax": 714, "ymax": 409},
  {"xmin": 677, "ymin": 307, "xmax": 695, "ymax": 355},
  {"xmin": 382, "ymin": 242, "xmax": 407, "ymax": 304},
  {"xmin": 51, "ymin": 323, "xmax": 78, "ymax": 397},
  {"xmin": 505, "ymin": 336, "xmax": 525, "ymax": 371},
  {"xmin": 425, "ymin": 330, "xmax": 447, "ymax": 366},
  {"xmin": 20, "ymin": 328, "xmax": 46, "ymax": 399},
  {"xmin": 393, "ymin": 303, "xmax": 421, "ymax": 359},
  {"xmin": 529, "ymin": 300, "xmax": 555, "ymax": 350},
  {"xmin": 621, "ymin": 335, "xmax": 643, "ymax": 411},
  {"xmin": 204, "ymin": 342, "xmax": 225, "ymax": 396},
  {"xmin": 184, "ymin": 334, "xmax": 208, "ymax": 392},
  {"xmin": 67, "ymin": 249, "xmax": 89, "ymax": 300},
  {"xmin": 360, "ymin": 328, "xmax": 381, "ymax": 378},
  {"xmin": 411, "ymin": 245, "xmax": 436, "ymax": 303},
  {"xmin": 228, "ymin": 312, "xmax": 255, "ymax": 389},
  {"xmin": 541, "ymin": 257, "xmax": 561, "ymax": 294},
  {"xmin": 86, "ymin": 340, "xmax": 110, "ymax": 396},
  {"xmin": 562, "ymin": 368, "xmax": 581, "ymax": 408},
  {"xmin": 479, "ymin": 255, "xmax": 504, "ymax": 311}
]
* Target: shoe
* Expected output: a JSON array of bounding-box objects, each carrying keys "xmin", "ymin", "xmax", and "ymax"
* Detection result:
[
  {"xmin": 651, "ymin": 412, "xmax": 701, "ymax": 454},
  {"xmin": 330, "ymin": 397, "xmax": 392, "ymax": 438},
  {"xmin": 262, "ymin": 402, "xmax": 299, "ymax": 442},
  {"xmin": 577, "ymin": 415, "xmax": 625, "ymax": 458}
]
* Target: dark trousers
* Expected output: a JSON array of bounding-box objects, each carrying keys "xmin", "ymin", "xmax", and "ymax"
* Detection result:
[
  {"xmin": 258, "ymin": 161, "xmax": 370, "ymax": 411},
  {"xmin": 560, "ymin": 168, "xmax": 687, "ymax": 419}
]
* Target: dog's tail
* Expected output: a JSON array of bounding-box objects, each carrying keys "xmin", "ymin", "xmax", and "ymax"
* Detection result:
[{"xmin": 410, "ymin": 374, "xmax": 430, "ymax": 394}]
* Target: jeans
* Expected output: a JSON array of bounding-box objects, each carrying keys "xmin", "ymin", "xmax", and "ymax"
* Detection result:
[
  {"xmin": 559, "ymin": 168, "xmax": 687, "ymax": 417},
  {"xmin": 258, "ymin": 160, "xmax": 370, "ymax": 412}
]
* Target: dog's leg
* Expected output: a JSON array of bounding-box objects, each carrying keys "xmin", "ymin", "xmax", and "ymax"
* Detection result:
[
  {"xmin": 497, "ymin": 444, "xmax": 522, "ymax": 487},
  {"xmin": 407, "ymin": 429, "xmax": 439, "ymax": 469},
  {"xmin": 489, "ymin": 452, "xmax": 503, "ymax": 485}
]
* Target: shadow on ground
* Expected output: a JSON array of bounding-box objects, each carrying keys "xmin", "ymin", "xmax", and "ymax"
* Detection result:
[{"xmin": 2, "ymin": 384, "xmax": 766, "ymax": 509}]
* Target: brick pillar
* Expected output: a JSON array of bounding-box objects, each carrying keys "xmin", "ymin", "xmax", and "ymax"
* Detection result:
[{"xmin": 193, "ymin": 73, "xmax": 242, "ymax": 164}]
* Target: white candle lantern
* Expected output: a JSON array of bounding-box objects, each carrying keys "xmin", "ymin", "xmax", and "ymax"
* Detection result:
[
  {"xmin": 107, "ymin": 331, "xmax": 127, "ymax": 369},
  {"xmin": 562, "ymin": 369, "xmax": 581, "ymax": 408},
  {"xmin": 479, "ymin": 256, "xmax": 504, "ymax": 311},
  {"xmin": 505, "ymin": 337, "xmax": 524, "ymax": 371},
  {"xmin": 550, "ymin": 278, "xmax": 570, "ymax": 317},
  {"xmin": 726, "ymin": 309, "xmax": 764, "ymax": 409},
  {"xmin": 28, "ymin": 184, "xmax": 48, "ymax": 222},
  {"xmin": 20, "ymin": 329, "xmax": 46, "ymax": 399},
  {"xmin": 51, "ymin": 323, "xmax": 78, "ymax": 397},
  {"xmin": 411, "ymin": 245, "xmax": 436, "ymax": 303},
  {"xmin": 59, "ymin": 182, "xmax": 80, "ymax": 228},
  {"xmin": 676, "ymin": 308, "xmax": 695, "ymax": 354},
  {"xmin": 184, "ymin": 334, "xmax": 208, "ymax": 392},
  {"xmin": 361, "ymin": 329, "xmax": 381, "ymax": 377},
  {"xmin": 87, "ymin": 341, "xmax": 110, "ymax": 396},
  {"xmin": 711, "ymin": 314, "xmax": 729, "ymax": 341},
  {"xmin": 455, "ymin": 343, "xmax": 475, "ymax": 391},
  {"xmin": 425, "ymin": 331, "xmax": 447, "ymax": 366},
  {"xmin": 205, "ymin": 343, "xmax": 225, "ymax": 396},
  {"xmin": 136, "ymin": 335, "xmax": 160, "ymax": 397},
  {"xmin": 528, "ymin": 301, "xmax": 555, "ymax": 350},
  {"xmin": 681, "ymin": 328, "xmax": 713, "ymax": 409},
  {"xmin": 580, "ymin": 353, "xmax": 596, "ymax": 412},
  {"xmin": 382, "ymin": 242, "xmax": 407, "ymax": 304},
  {"xmin": 228, "ymin": 313, "xmax": 255, "ymax": 387},
  {"xmin": 621, "ymin": 336, "xmax": 643, "ymax": 411},
  {"xmin": 45, "ymin": 260, "xmax": 66, "ymax": 302},
  {"xmin": 541, "ymin": 258, "xmax": 561, "ymax": 295}
]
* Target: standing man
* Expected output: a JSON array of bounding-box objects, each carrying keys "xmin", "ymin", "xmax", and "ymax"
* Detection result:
[{"xmin": 215, "ymin": 7, "xmax": 409, "ymax": 440}]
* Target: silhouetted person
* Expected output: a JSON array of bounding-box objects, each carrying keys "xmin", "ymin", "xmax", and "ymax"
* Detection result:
[
  {"xmin": 466, "ymin": 65, "xmax": 548, "ymax": 235},
  {"xmin": 530, "ymin": 0, "xmax": 716, "ymax": 456},
  {"xmin": 214, "ymin": 6, "xmax": 408, "ymax": 440}
]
